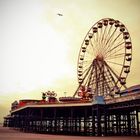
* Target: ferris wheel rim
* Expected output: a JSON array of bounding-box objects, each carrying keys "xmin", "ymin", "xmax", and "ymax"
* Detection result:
[{"xmin": 75, "ymin": 18, "xmax": 132, "ymax": 98}]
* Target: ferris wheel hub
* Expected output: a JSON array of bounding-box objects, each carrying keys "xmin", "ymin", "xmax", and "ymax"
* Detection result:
[{"xmin": 96, "ymin": 54, "xmax": 104, "ymax": 61}]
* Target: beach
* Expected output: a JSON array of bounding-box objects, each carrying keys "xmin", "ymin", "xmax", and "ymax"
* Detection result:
[{"xmin": 0, "ymin": 125, "xmax": 139, "ymax": 140}]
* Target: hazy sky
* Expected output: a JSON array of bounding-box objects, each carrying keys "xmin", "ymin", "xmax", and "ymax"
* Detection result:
[{"xmin": 0, "ymin": 0, "xmax": 140, "ymax": 122}]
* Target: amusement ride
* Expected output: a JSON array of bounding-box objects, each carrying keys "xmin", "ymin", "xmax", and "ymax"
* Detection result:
[{"xmin": 74, "ymin": 18, "xmax": 132, "ymax": 100}]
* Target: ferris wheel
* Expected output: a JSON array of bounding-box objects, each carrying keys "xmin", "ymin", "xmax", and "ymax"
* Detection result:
[{"xmin": 74, "ymin": 18, "xmax": 132, "ymax": 99}]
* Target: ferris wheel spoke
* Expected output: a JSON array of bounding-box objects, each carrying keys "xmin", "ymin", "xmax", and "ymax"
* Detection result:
[
  {"xmin": 93, "ymin": 30, "xmax": 99, "ymax": 45},
  {"xmin": 109, "ymin": 32, "xmax": 122, "ymax": 46},
  {"xmin": 104, "ymin": 27, "xmax": 118, "ymax": 50},
  {"xmin": 101, "ymin": 25, "xmax": 107, "ymax": 44},
  {"xmin": 87, "ymin": 67, "xmax": 95, "ymax": 87},
  {"xmin": 82, "ymin": 66, "xmax": 92, "ymax": 75},
  {"xmin": 89, "ymin": 38, "xmax": 96, "ymax": 54},
  {"xmin": 92, "ymin": 34, "xmax": 99, "ymax": 56},
  {"xmin": 106, "ymin": 51, "xmax": 125, "ymax": 59},
  {"xmin": 103, "ymin": 25, "xmax": 113, "ymax": 45},
  {"xmin": 79, "ymin": 65, "xmax": 92, "ymax": 80},
  {"xmin": 105, "ymin": 68, "xmax": 116, "ymax": 85},
  {"xmin": 104, "ymin": 79, "xmax": 113, "ymax": 95},
  {"xmin": 100, "ymin": 26, "xmax": 109, "ymax": 52},
  {"xmin": 108, "ymin": 41, "xmax": 125, "ymax": 54},
  {"xmin": 105, "ymin": 46, "xmax": 125, "ymax": 59},
  {"xmin": 95, "ymin": 34, "xmax": 102, "ymax": 55},
  {"xmin": 100, "ymin": 71, "xmax": 113, "ymax": 96},
  {"xmin": 105, "ymin": 32, "xmax": 123, "ymax": 53},
  {"xmin": 105, "ymin": 64, "xmax": 121, "ymax": 92},
  {"xmin": 93, "ymin": 33, "xmax": 97, "ymax": 45},
  {"xmin": 83, "ymin": 61, "xmax": 92, "ymax": 69},
  {"xmin": 83, "ymin": 38, "xmax": 96, "ymax": 57},
  {"xmin": 86, "ymin": 45, "xmax": 95, "ymax": 57},
  {"xmin": 105, "ymin": 41, "xmax": 125, "ymax": 57},
  {"xmin": 82, "ymin": 68, "xmax": 90, "ymax": 77},
  {"xmin": 82, "ymin": 63, "xmax": 94, "ymax": 77},
  {"xmin": 83, "ymin": 59, "xmax": 93, "ymax": 63},
  {"xmin": 98, "ymin": 27, "xmax": 103, "ymax": 50},
  {"xmin": 105, "ymin": 63, "xmax": 118, "ymax": 77},
  {"xmin": 104, "ymin": 61, "xmax": 121, "ymax": 83},
  {"xmin": 75, "ymin": 63, "xmax": 93, "ymax": 96},
  {"xmin": 106, "ymin": 55, "xmax": 124, "ymax": 60},
  {"xmin": 106, "ymin": 60, "xmax": 123, "ymax": 66}
]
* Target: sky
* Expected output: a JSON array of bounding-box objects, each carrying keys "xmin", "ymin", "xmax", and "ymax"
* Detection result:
[{"xmin": 0, "ymin": 0, "xmax": 140, "ymax": 122}]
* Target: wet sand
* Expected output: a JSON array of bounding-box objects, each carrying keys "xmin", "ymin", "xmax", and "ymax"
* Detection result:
[{"xmin": 0, "ymin": 126, "xmax": 139, "ymax": 140}]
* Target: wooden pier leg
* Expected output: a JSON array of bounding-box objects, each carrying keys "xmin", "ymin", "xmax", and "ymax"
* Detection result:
[
  {"xmin": 136, "ymin": 109, "xmax": 140, "ymax": 135},
  {"xmin": 96, "ymin": 105, "xmax": 101, "ymax": 136}
]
